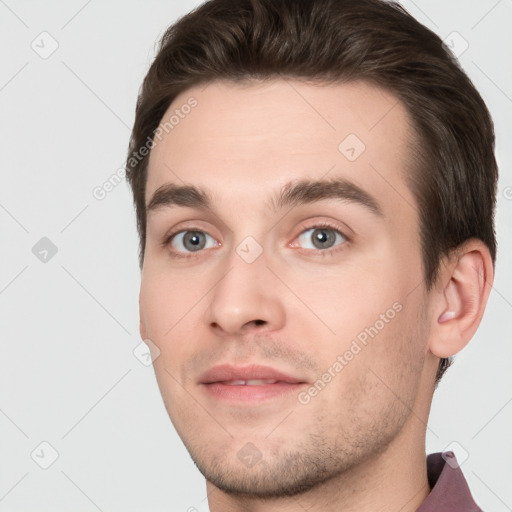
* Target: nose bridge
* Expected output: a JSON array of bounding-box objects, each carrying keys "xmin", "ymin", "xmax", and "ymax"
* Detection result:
[{"xmin": 205, "ymin": 240, "xmax": 285, "ymax": 335}]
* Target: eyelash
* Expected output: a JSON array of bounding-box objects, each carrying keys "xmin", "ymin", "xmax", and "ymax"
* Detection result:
[{"xmin": 162, "ymin": 221, "xmax": 350, "ymax": 259}]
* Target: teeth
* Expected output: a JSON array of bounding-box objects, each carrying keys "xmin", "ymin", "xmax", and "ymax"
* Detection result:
[{"xmin": 223, "ymin": 379, "xmax": 278, "ymax": 386}]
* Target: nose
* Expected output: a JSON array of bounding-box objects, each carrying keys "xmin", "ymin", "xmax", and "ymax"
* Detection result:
[{"xmin": 204, "ymin": 247, "xmax": 286, "ymax": 336}]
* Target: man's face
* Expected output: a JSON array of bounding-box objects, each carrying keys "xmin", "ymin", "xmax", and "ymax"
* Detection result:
[{"xmin": 140, "ymin": 79, "xmax": 437, "ymax": 497}]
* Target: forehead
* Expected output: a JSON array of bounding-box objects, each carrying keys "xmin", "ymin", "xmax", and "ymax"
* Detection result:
[{"xmin": 145, "ymin": 79, "xmax": 417, "ymax": 218}]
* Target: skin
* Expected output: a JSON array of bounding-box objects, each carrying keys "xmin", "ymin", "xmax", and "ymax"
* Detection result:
[{"xmin": 139, "ymin": 79, "xmax": 493, "ymax": 511}]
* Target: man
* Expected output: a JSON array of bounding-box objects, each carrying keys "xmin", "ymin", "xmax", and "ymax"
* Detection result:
[{"xmin": 126, "ymin": 0, "xmax": 497, "ymax": 510}]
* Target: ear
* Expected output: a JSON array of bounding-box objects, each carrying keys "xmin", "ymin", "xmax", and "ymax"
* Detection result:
[
  {"xmin": 429, "ymin": 239, "xmax": 494, "ymax": 359},
  {"xmin": 139, "ymin": 294, "xmax": 148, "ymax": 341}
]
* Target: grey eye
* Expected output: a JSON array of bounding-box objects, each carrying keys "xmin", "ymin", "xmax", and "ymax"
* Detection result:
[
  {"xmin": 171, "ymin": 231, "xmax": 216, "ymax": 252},
  {"xmin": 298, "ymin": 228, "xmax": 345, "ymax": 250}
]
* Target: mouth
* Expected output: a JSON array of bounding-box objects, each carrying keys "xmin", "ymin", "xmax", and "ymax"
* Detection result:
[
  {"xmin": 199, "ymin": 364, "xmax": 308, "ymax": 403},
  {"xmin": 219, "ymin": 379, "xmax": 288, "ymax": 385}
]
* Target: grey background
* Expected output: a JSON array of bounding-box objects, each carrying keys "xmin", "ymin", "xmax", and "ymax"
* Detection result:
[{"xmin": 1, "ymin": 0, "xmax": 511, "ymax": 510}]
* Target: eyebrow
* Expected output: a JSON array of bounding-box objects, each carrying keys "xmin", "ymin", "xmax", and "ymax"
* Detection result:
[{"xmin": 147, "ymin": 177, "xmax": 384, "ymax": 217}]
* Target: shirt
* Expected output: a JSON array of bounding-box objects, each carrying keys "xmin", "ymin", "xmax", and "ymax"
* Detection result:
[{"xmin": 417, "ymin": 451, "xmax": 483, "ymax": 511}]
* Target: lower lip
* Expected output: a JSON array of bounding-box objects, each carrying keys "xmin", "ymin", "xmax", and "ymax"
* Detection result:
[{"xmin": 202, "ymin": 382, "xmax": 307, "ymax": 402}]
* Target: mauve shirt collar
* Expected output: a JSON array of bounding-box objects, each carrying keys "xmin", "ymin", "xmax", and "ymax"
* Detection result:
[{"xmin": 416, "ymin": 452, "xmax": 483, "ymax": 511}]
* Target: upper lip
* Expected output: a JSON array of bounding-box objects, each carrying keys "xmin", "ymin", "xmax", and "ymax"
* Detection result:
[{"xmin": 199, "ymin": 364, "xmax": 307, "ymax": 384}]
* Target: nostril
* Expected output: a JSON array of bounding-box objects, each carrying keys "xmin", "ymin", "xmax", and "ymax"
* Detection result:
[{"xmin": 253, "ymin": 319, "xmax": 265, "ymax": 326}]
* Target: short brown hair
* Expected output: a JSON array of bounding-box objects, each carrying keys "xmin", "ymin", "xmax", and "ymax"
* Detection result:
[{"xmin": 126, "ymin": 0, "xmax": 498, "ymax": 383}]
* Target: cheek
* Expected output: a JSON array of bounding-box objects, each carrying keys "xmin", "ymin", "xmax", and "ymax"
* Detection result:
[
  {"xmin": 282, "ymin": 261, "xmax": 404, "ymax": 349},
  {"xmin": 346, "ymin": 293, "xmax": 428, "ymax": 412},
  {"xmin": 139, "ymin": 269, "xmax": 209, "ymax": 426},
  {"xmin": 140, "ymin": 260, "xmax": 204, "ymax": 331},
  {"xmin": 306, "ymin": 304, "xmax": 427, "ymax": 437},
  {"xmin": 139, "ymin": 266, "xmax": 207, "ymax": 368},
  {"xmin": 287, "ymin": 257, "xmax": 425, "ymax": 394}
]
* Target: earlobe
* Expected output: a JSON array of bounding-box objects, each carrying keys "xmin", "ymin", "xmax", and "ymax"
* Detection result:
[{"xmin": 429, "ymin": 240, "xmax": 494, "ymax": 359}]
